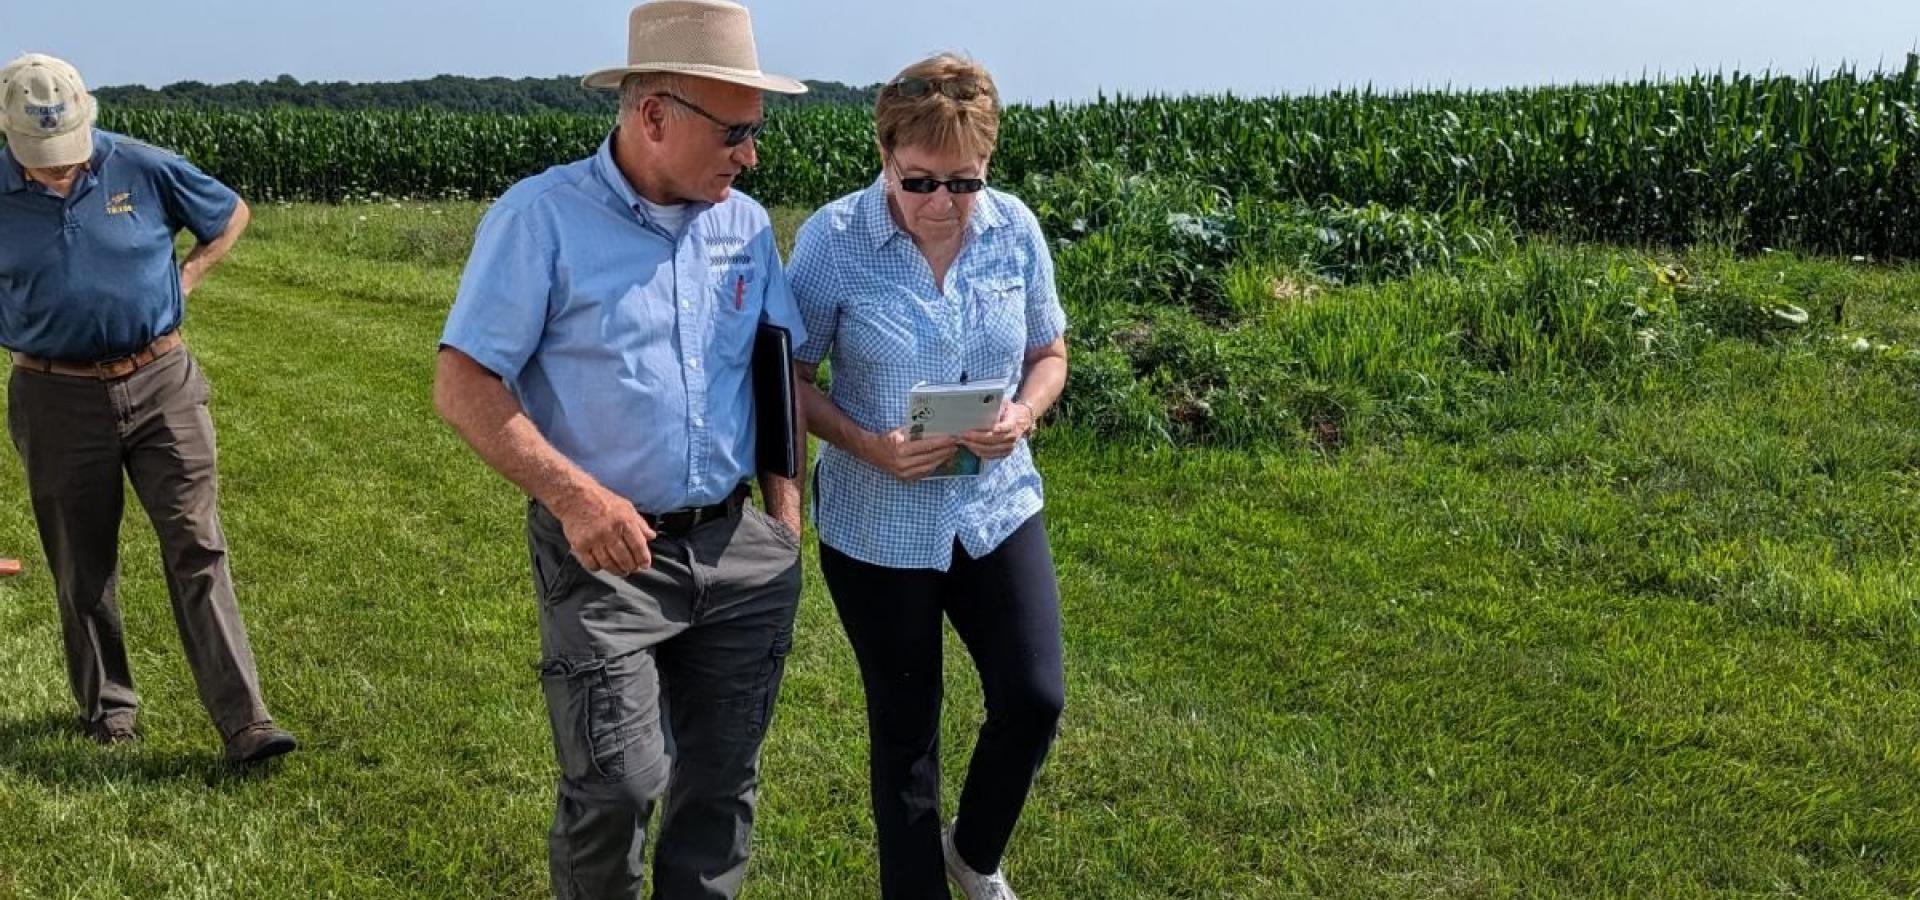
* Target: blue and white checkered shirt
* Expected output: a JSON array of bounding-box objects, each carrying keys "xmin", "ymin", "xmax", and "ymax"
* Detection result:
[{"xmin": 790, "ymin": 177, "xmax": 1067, "ymax": 571}]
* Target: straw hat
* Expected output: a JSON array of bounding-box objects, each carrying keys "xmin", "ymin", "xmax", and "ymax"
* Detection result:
[{"xmin": 583, "ymin": 0, "xmax": 806, "ymax": 95}]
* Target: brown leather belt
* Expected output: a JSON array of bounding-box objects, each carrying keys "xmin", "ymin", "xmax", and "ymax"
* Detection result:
[{"xmin": 12, "ymin": 332, "xmax": 183, "ymax": 380}]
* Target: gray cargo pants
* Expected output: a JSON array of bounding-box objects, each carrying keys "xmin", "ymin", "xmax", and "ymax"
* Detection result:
[{"xmin": 527, "ymin": 496, "xmax": 801, "ymax": 899}]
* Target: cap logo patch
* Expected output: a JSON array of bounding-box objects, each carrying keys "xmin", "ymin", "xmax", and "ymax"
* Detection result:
[{"xmin": 24, "ymin": 102, "xmax": 66, "ymax": 131}]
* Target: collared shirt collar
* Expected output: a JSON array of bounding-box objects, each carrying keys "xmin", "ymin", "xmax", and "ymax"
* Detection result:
[
  {"xmin": 859, "ymin": 172, "xmax": 1009, "ymax": 251},
  {"xmin": 0, "ymin": 150, "xmax": 24, "ymax": 194},
  {"xmin": 590, "ymin": 129, "xmax": 713, "ymax": 231}
]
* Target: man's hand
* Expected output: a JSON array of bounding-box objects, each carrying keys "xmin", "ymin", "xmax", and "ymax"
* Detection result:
[
  {"xmin": 773, "ymin": 508, "xmax": 803, "ymax": 543},
  {"xmin": 861, "ymin": 427, "xmax": 959, "ymax": 482},
  {"xmin": 551, "ymin": 480, "xmax": 657, "ymax": 575},
  {"xmin": 180, "ymin": 260, "xmax": 207, "ymax": 297},
  {"xmin": 435, "ymin": 349, "xmax": 663, "ymax": 575},
  {"xmin": 178, "ymin": 198, "xmax": 250, "ymax": 299}
]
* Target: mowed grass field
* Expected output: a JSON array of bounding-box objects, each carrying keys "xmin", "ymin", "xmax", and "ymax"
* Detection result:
[{"xmin": 0, "ymin": 202, "xmax": 1917, "ymax": 898}]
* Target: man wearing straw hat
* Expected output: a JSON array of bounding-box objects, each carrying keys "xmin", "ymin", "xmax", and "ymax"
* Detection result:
[
  {"xmin": 0, "ymin": 53, "xmax": 296, "ymax": 764},
  {"xmin": 434, "ymin": 2, "xmax": 808, "ymax": 896}
]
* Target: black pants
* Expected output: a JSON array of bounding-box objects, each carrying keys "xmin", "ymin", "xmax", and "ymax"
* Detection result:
[{"xmin": 820, "ymin": 514, "xmax": 1064, "ymax": 900}]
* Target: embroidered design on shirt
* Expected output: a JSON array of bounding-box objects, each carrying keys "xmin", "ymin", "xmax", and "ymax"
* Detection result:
[
  {"xmin": 106, "ymin": 193, "xmax": 135, "ymax": 215},
  {"xmin": 705, "ymin": 234, "xmax": 750, "ymax": 268}
]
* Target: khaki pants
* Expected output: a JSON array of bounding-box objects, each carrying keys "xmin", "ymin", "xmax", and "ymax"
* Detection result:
[{"xmin": 6, "ymin": 345, "xmax": 270, "ymax": 740}]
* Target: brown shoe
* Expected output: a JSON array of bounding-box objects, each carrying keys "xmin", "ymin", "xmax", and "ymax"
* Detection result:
[
  {"xmin": 83, "ymin": 718, "xmax": 138, "ymax": 746},
  {"xmin": 224, "ymin": 723, "xmax": 297, "ymax": 764}
]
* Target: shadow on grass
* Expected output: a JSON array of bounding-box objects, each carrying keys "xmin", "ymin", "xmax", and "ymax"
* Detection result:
[{"xmin": 0, "ymin": 710, "xmax": 283, "ymax": 788}]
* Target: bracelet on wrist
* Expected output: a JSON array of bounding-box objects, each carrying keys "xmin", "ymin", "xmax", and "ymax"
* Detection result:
[{"xmin": 1014, "ymin": 399, "xmax": 1038, "ymax": 436}]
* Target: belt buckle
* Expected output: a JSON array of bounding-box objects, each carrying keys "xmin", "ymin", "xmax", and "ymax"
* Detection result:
[
  {"xmin": 655, "ymin": 509, "xmax": 693, "ymax": 535},
  {"xmin": 93, "ymin": 354, "xmax": 134, "ymax": 379},
  {"xmin": 654, "ymin": 489, "xmax": 742, "ymax": 535},
  {"xmin": 683, "ymin": 500, "xmax": 729, "ymax": 531}
]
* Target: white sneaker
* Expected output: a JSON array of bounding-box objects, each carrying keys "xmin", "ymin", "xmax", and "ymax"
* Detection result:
[{"xmin": 942, "ymin": 822, "xmax": 1019, "ymax": 900}]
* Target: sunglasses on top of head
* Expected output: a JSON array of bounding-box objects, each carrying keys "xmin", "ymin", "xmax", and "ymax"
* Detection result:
[
  {"xmin": 885, "ymin": 76, "xmax": 984, "ymax": 101},
  {"xmin": 653, "ymin": 92, "xmax": 766, "ymax": 147}
]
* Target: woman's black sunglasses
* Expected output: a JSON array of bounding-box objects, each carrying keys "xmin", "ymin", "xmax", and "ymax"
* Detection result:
[
  {"xmin": 654, "ymin": 92, "xmax": 766, "ymax": 147},
  {"xmin": 896, "ymin": 175, "xmax": 987, "ymax": 195},
  {"xmin": 886, "ymin": 76, "xmax": 983, "ymax": 101}
]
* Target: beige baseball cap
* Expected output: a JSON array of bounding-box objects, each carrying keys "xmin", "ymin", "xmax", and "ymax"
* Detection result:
[
  {"xmin": 1, "ymin": 54, "xmax": 96, "ymax": 169},
  {"xmin": 583, "ymin": 0, "xmax": 806, "ymax": 95}
]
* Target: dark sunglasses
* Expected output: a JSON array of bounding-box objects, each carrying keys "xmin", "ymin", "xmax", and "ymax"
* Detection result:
[
  {"xmin": 653, "ymin": 92, "xmax": 765, "ymax": 147},
  {"xmin": 886, "ymin": 76, "xmax": 983, "ymax": 101},
  {"xmin": 896, "ymin": 175, "xmax": 987, "ymax": 194}
]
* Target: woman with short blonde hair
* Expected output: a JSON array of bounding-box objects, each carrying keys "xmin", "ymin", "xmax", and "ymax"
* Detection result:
[
  {"xmin": 788, "ymin": 53, "xmax": 1070, "ymax": 900},
  {"xmin": 872, "ymin": 54, "xmax": 1002, "ymax": 158}
]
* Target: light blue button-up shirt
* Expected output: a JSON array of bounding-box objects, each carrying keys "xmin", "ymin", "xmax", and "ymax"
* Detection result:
[
  {"xmin": 790, "ymin": 177, "xmax": 1067, "ymax": 571},
  {"xmin": 440, "ymin": 133, "xmax": 806, "ymax": 513}
]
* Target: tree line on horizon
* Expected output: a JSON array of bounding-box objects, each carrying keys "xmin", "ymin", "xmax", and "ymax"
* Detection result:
[{"xmin": 92, "ymin": 73, "xmax": 879, "ymax": 114}]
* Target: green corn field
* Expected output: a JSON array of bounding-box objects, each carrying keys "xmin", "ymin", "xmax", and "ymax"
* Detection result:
[{"xmin": 83, "ymin": 56, "xmax": 1920, "ymax": 257}]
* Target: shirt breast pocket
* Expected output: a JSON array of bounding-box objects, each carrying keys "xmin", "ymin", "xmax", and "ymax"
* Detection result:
[
  {"xmin": 710, "ymin": 268, "xmax": 762, "ymax": 363},
  {"xmin": 972, "ymin": 277, "xmax": 1028, "ymax": 359},
  {"xmin": 839, "ymin": 295, "xmax": 917, "ymax": 368}
]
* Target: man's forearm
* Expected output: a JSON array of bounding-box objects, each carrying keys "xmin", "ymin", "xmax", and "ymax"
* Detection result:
[
  {"xmin": 759, "ymin": 377, "xmax": 807, "ymax": 531},
  {"xmin": 434, "ymin": 349, "xmax": 594, "ymax": 513},
  {"xmin": 759, "ymin": 470, "xmax": 802, "ymax": 531},
  {"xmin": 181, "ymin": 199, "xmax": 251, "ymax": 293}
]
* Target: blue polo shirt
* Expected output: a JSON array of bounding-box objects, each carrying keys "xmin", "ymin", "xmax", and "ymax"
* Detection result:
[
  {"xmin": 0, "ymin": 130, "xmax": 238, "ymax": 360},
  {"xmin": 439, "ymin": 133, "xmax": 807, "ymax": 514}
]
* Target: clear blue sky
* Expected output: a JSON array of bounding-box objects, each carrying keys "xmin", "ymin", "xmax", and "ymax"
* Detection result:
[{"xmin": 11, "ymin": 0, "xmax": 1920, "ymax": 103}]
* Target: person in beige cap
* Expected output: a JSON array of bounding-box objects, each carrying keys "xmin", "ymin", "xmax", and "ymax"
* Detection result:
[
  {"xmin": 434, "ymin": 3, "xmax": 807, "ymax": 897},
  {"xmin": 0, "ymin": 53, "xmax": 296, "ymax": 764}
]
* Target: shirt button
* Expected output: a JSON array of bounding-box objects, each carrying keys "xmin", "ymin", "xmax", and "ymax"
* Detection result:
[
  {"xmin": 693, "ymin": 417, "xmax": 705, "ymax": 428},
  {"xmin": 688, "ymin": 358, "xmax": 701, "ymax": 370}
]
